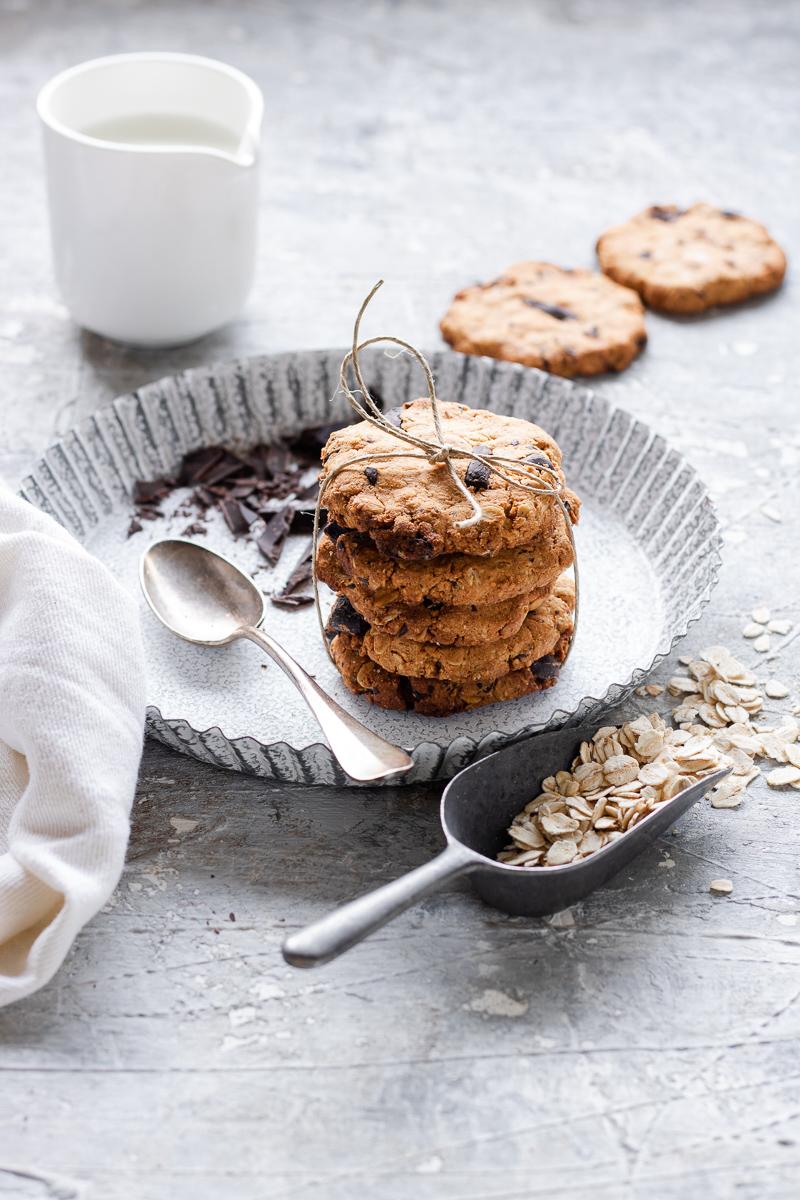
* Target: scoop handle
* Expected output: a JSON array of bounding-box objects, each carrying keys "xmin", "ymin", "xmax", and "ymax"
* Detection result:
[
  {"xmin": 241, "ymin": 625, "xmax": 413, "ymax": 782},
  {"xmin": 282, "ymin": 843, "xmax": 475, "ymax": 968}
]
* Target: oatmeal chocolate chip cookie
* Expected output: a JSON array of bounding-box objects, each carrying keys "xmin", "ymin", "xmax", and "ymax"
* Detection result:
[
  {"xmin": 439, "ymin": 262, "xmax": 646, "ymax": 378},
  {"xmin": 320, "ymin": 398, "xmax": 579, "ymax": 561},
  {"xmin": 596, "ymin": 204, "xmax": 787, "ymax": 314},
  {"xmin": 328, "ymin": 624, "xmax": 571, "ymax": 717},
  {"xmin": 317, "ymin": 535, "xmax": 553, "ymax": 645},
  {"xmin": 322, "ymin": 505, "xmax": 574, "ymax": 609},
  {"xmin": 362, "ymin": 588, "xmax": 573, "ymax": 684}
]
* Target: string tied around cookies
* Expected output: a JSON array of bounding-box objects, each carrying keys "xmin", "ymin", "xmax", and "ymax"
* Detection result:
[{"xmin": 311, "ymin": 279, "xmax": 579, "ymax": 665}]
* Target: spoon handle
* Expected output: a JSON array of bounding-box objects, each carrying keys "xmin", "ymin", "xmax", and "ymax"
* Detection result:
[
  {"xmin": 241, "ymin": 626, "xmax": 413, "ymax": 782},
  {"xmin": 282, "ymin": 843, "xmax": 475, "ymax": 968}
]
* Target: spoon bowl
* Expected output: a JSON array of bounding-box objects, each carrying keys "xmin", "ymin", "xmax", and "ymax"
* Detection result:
[
  {"xmin": 140, "ymin": 537, "xmax": 264, "ymax": 645},
  {"xmin": 140, "ymin": 538, "xmax": 414, "ymax": 783}
]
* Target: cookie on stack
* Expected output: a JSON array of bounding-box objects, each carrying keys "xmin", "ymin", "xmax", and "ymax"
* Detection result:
[{"xmin": 316, "ymin": 398, "xmax": 579, "ymax": 716}]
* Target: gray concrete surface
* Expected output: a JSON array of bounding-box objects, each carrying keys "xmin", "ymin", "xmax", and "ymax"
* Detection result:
[{"xmin": 0, "ymin": 1, "xmax": 799, "ymax": 1197}]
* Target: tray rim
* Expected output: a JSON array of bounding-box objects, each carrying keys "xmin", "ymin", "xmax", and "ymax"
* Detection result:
[{"xmin": 19, "ymin": 347, "xmax": 723, "ymax": 785}]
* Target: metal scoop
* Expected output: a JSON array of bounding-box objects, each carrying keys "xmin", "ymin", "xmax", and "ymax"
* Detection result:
[
  {"xmin": 139, "ymin": 538, "xmax": 413, "ymax": 783},
  {"xmin": 283, "ymin": 721, "xmax": 729, "ymax": 967}
]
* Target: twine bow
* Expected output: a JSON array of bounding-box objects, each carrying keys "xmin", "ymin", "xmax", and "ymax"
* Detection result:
[{"xmin": 312, "ymin": 280, "xmax": 579, "ymax": 667}]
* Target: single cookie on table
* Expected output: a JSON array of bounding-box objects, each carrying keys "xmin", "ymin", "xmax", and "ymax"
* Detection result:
[
  {"xmin": 328, "ymin": 624, "xmax": 572, "ymax": 717},
  {"xmin": 319, "ymin": 538, "xmax": 554, "ymax": 645},
  {"xmin": 439, "ymin": 262, "xmax": 646, "ymax": 378},
  {"xmin": 596, "ymin": 204, "xmax": 787, "ymax": 314},
  {"xmin": 362, "ymin": 586, "xmax": 573, "ymax": 684},
  {"xmin": 322, "ymin": 502, "xmax": 574, "ymax": 610},
  {"xmin": 319, "ymin": 398, "xmax": 579, "ymax": 561}
]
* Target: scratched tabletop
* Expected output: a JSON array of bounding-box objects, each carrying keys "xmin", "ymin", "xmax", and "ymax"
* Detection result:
[{"xmin": 1, "ymin": 2, "xmax": 799, "ymax": 1198}]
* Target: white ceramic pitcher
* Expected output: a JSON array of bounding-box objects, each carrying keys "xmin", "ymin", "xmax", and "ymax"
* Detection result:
[{"xmin": 37, "ymin": 53, "xmax": 263, "ymax": 347}]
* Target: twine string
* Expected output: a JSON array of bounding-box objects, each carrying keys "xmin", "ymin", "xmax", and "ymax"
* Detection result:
[{"xmin": 310, "ymin": 281, "xmax": 579, "ymax": 670}]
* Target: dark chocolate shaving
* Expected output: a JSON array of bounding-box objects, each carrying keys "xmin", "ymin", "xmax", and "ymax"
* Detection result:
[
  {"xmin": 220, "ymin": 498, "xmax": 253, "ymax": 536},
  {"xmin": 132, "ymin": 479, "xmax": 170, "ymax": 505},
  {"xmin": 181, "ymin": 521, "xmax": 207, "ymax": 537},
  {"xmin": 270, "ymin": 545, "xmax": 314, "ymax": 609},
  {"xmin": 257, "ymin": 507, "xmax": 294, "ymax": 566},
  {"xmin": 130, "ymin": 418, "xmax": 353, "ymax": 582}
]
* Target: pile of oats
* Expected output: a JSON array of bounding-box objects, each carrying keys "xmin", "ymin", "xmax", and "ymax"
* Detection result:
[
  {"xmin": 497, "ymin": 712, "xmax": 729, "ymax": 869},
  {"xmin": 667, "ymin": 645, "xmax": 799, "ymax": 807},
  {"xmin": 499, "ymin": 641, "xmax": 799, "ymax": 870}
]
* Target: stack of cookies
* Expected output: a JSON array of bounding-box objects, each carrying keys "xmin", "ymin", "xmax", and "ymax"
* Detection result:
[{"xmin": 316, "ymin": 398, "xmax": 579, "ymax": 717}]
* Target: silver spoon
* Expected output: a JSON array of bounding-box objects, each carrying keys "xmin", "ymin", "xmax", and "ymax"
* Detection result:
[
  {"xmin": 283, "ymin": 719, "xmax": 730, "ymax": 967},
  {"xmin": 139, "ymin": 538, "xmax": 413, "ymax": 783}
]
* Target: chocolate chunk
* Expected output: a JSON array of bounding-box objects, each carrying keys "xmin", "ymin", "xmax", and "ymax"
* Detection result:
[
  {"xmin": 383, "ymin": 407, "xmax": 404, "ymax": 429},
  {"xmin": 522, "ymin": 298, "xmax": 576, "ymax": 321},
  {"xmin": 132, "ymin": 478, "xmax": 169, "ymax": 505},
  {"xmin": 421, "ymin": 597, "xmax": 443, "ymax": 612},
  {"xmin": 530, "ymin": 655, "xmax": 562, "ymax": 681},
  {"xmin": 181, "ymin": 520, "xmax": 207, "ymax": 537},
  {"xmin": 649, "ymin": 206, "xmax": 685, "ymax": 222},
  {"xmin": 200, "ymin": 452, "xmax": 248, "ymax": 487},
  {"xmin": 364, "ymin": 466, "xmax": 379, "ymax": 484},
  {"xmin": 721, "ymin": 210, "xmax": 740, "ymax": 219},
  {"xmin": 635, "ymin": 333, "xmax": 648, "ymax": 348},
  {"xmin": 126, "ymin": 517, "xmax": 143, "ymax": 537},
  {"xmin": 323, "ymin": 519, "xmax": 349, "ymax": 542},
  {"xmin": 464, "ymin": 459, "xmax": 492, "ymax": 490},
  {"xmin": 220, "ymin": 498, "xmax": 253, "ymax": 536},
  {"xmin": 271, "ymin": 592, "xmax": 314, "ymax": 609},
  {"xmin": 257, "ymin": 506, "xmax": 294, "ymax": 565},
  {"xmin": 193, "ymin": 486, "xmax": 216, "ymax": 509},
  {"xmin": 523, "ymin": 451, "xmax": 553, "ymax": 469},
  {"xmin": 639, "ymin": 250, "xmax": 653, "ymax": 259},
  {"xmin": 179, "ymin": 446, "xmax": 227, "ymax": 485},
  {"xmin": 396, "ymin": 673, "xmax": 416, "ymax": 711},
  {"xmin": 327, "ymin": 596, "xmax": 370, "ymax": 638},
  {"xmin": 271, "ymin": 545, "xmax": 314, "ymax": 609}
]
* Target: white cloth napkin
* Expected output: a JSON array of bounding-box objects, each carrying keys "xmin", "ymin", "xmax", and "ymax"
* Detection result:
[{"xmin": 0, "ymin": 486, "xmax": 146, "ymax": 1006}]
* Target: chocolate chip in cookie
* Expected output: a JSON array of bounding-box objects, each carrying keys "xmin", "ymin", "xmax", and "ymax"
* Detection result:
[{"xmin": 463, "ymin": 461, "xmax": 491, "ymax": 490}]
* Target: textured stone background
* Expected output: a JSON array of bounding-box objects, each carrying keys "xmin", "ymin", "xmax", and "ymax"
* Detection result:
[{"xmin": 0, "ymin": 1, "xmax": 798, "ymax": 1197}]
